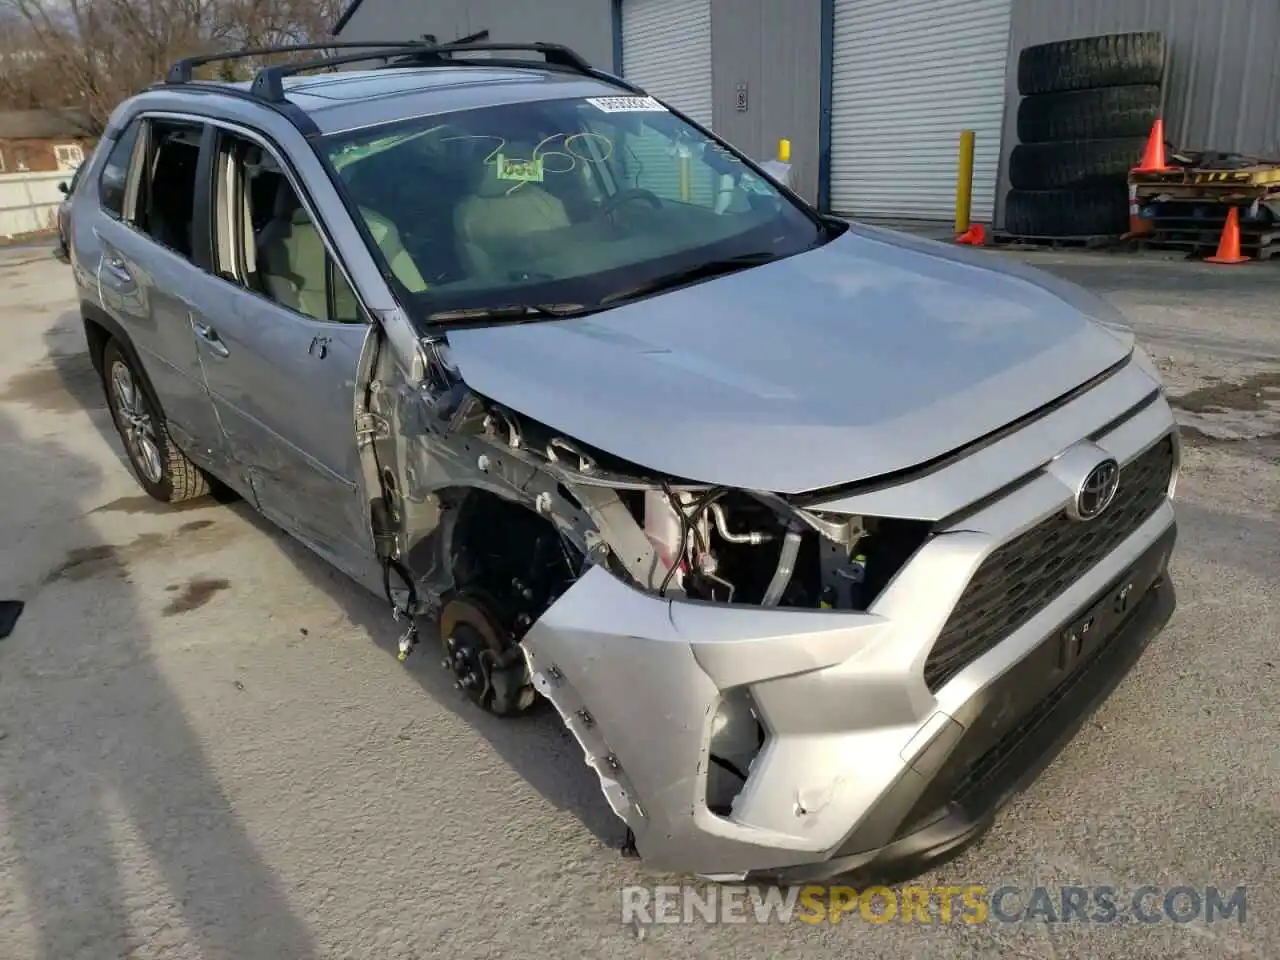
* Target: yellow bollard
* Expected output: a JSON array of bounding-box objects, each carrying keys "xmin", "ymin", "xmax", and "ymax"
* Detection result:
[
  {"xmin": 955, "ymin": 129, "xmax": 975, "ymax": 233},
  {"xmin": 778, "ymin": 138, "xmax": 791, "ymax": 163},
  {"xmin": 679, "ymin": 144, "xmax": 691, "ymax": 202}
]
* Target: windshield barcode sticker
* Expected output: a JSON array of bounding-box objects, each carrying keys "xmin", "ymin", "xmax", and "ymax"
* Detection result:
[{"xmin": 586, "ymin": 96, "xmax": 667, "ymax": 113}]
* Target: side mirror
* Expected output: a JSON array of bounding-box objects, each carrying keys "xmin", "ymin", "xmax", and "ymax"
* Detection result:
[{"xmin": 58, "ymin": 181, "xmax": 69, "ymax": 195}]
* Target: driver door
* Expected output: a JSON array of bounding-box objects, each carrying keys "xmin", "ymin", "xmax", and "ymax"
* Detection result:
[{"xmin": 196, "ymin": 126, "xmax": 375, "ymax": 575}]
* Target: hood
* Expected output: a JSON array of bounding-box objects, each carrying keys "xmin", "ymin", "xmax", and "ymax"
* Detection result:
[{"xmin": 444, "ymin": 224, "xmax": 1134, "ymax": 495}]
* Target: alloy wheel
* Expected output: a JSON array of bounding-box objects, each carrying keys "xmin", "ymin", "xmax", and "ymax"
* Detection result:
[{"xmin": 109, "ymin": 359, "xmax": 164, "ymax": 484}]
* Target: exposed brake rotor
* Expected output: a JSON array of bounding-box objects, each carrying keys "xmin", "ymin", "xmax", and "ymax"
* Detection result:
[{"xmin": 439, "ymin": 593, "xmax": 536, "ymax": 717}]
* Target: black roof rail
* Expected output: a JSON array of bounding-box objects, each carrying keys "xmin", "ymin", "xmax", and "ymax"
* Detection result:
[
  {"xmin": 399, "ymin": 40, "xmax": 593, "ymax": 72},
  {"xmin": 165, "ymin": 41, "xmax": 433, "ymax": 84},
  {"xmin": 251, "ymin": 40, "xmax": 597, "ymax": 102},
  {"xmin": 144, "ymin": 79, "xmax": 327, "ymax": 136}
]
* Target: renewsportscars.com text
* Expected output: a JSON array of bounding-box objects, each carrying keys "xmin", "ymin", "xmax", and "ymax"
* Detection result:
[{"xmin": 620, "ymin": 884, "xmax": 1249, "ymax": 926}]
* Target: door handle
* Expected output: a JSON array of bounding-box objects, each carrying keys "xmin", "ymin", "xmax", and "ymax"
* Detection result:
[
  {"xmin": 102, "ymin": 255, "xmax": 131, "ymax": 281},
  {"xmin": 192, "ymin": 318, "xmax": 230, "ymax": 358},
  {"xmin": 308, "ymin": 335, "xmax": 331, "ymax": 359}
]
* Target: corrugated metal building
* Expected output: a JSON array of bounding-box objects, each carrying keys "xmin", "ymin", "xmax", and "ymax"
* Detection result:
[
  {"xmin": 334, "ymin": 0, "xmax": 1280, "ymax": 225},
  {"xmin": 995, "ymin": 0, "xmax": 1280, "ymax": 228}
]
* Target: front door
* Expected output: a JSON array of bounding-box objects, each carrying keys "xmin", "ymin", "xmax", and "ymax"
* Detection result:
[{"xmin": 194, "ymin": 126, "xmax": 375, "ymax": 573}]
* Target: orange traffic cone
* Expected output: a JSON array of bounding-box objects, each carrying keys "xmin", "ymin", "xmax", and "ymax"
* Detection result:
[
  {"xmin": 955, "ymin": 224, "xmax": 986, "ymax": 246},
  {"xmin": 1133, "ymin": 117, "xmax": 1172, "ymax": 173},
  {"xmin": 1205, "ymin": 207, "xmax": 1249, "ymax": 264}
]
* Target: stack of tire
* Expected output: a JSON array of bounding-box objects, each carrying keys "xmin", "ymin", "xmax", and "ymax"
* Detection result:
[{"xmin": 1006, "ymin": 32, "xmax": 1166, "ymax": 239}]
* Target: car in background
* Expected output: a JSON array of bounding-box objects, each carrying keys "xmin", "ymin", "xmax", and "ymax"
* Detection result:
[{"xmin": 53, "ymin": 165, "xmax": 82, "ymax": 263}]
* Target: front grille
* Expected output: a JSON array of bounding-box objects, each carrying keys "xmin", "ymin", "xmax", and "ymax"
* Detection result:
[{"xmin": 923, "ymin": 435, "xmax": 1175, "ymax": 692}]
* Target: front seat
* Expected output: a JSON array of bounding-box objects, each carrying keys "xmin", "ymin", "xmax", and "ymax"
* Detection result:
[
  {"xmin": 453, "ymin": 142, "xmax": 570, "ymax": 278},
  {"xmin": 361, "ymin": 207, "xmax": 428, "ymax": 293},
  {"xmin": 256, "ymin": 179, "xmax": 428, "ymax": 320},
  {"xmin": 256, "ymin": 178, "xmax": 328, "ymax": 319}
]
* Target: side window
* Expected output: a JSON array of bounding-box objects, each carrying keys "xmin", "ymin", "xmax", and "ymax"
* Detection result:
[
  {"xmin": 213, "ymin": 131, "xmax": 361, "ymax": 324},
  {"xmin": 98, "ymin": 119, "xmax": 142, "ymax": 219},
  {"xmin": 137, "ymin": 119, "xmax": 205, "ymax": 260}
]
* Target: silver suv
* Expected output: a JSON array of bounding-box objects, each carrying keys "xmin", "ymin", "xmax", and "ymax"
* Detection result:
[{"xmin": 70, "ymin": 40, "xmax": 1180, "ymax": 883}]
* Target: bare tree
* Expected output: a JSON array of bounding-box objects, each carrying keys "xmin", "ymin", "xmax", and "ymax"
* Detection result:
[
  {"xmin": 0, "ymin": 13, "xmax": 68, "ymax": 111},
  {"xmin": 0, "ymin": 0, "xmax": 345, "ymax": 134}
]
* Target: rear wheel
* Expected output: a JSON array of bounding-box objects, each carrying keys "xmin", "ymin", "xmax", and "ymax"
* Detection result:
[{"xmin": 102, "ymin": 339, "xmax": 210, "ymax": 503}]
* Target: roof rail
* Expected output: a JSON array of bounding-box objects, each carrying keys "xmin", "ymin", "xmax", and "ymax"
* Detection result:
[
  {"xmin": 165, "ymin": 41, "xmax": 433, "ymax": 84},
  {"xmin": 251, "ymin": 40, "xmax": 597, "ymax": 102},
  {"xmin": 400, "ymin": 40, "xmax": 593, "ymax": 72}
]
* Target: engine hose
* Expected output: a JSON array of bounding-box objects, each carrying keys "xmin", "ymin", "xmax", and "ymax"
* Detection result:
[{"xmin": 761, "ymin": 528, "xmax": 803, "ymax": 606}]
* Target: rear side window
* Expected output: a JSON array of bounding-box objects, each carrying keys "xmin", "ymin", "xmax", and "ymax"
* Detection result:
[
  {"xmin": 137, "ymin": 119, "xmax": 206, "ymax": 261},
  {"xmin": 98, "ymin": 120, "xmax": 142, "ymax": 219}
]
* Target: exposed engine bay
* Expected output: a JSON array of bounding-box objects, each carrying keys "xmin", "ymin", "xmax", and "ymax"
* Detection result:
[{"xmin": 363, "ymin": 333, "xmax": 936, "ymax": 819}]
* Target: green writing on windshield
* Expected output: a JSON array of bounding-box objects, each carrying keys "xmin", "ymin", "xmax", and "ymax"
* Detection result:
[{"xmin": 495, "ymin": 153, "xmax": 545, "ymax": 183}]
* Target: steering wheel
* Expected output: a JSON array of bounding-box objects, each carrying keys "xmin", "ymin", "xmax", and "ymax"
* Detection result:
[{"xmin": 599, "ymin": 188, "xmax": 663, "ymax": 219}]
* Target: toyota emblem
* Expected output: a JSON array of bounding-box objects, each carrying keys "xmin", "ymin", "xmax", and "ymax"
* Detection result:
[{"xmin": 1071, "ymin": 458, "xmax": 1120, "ymax": 521}]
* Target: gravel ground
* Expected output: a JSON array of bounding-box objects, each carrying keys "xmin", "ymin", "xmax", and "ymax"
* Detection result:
[{"xmin": 0, "ymin": 244, "xmax": 1276, "ymax": 959}]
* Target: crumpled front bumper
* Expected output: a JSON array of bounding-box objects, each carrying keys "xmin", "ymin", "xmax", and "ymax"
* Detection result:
[
  {"xmin": 522, "ymin": 408, "xmax": 1180, "ymax": 880},
  {"xmin": 524, "ymin": 510, "xmax": 1176, "ymax": 881}
]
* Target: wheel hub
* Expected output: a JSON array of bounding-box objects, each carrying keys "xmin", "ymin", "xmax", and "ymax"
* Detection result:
[
  {"xmin": 442, "ymin": 624, "xmax": 488, "ymax": 694},
  {"xmin": 438, "ymin": 595, "xmax": 535, "ymax": 717}
]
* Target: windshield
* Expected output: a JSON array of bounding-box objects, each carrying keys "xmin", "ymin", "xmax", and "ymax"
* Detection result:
[{"xmin": 320, "ymin": 94, "xmax": 824, "ymax": 319}]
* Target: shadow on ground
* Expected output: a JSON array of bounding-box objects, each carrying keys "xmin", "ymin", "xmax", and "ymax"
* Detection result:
[
  {"xmin": 12, "ymin": 317, "xmax": 623, "ymax": 879},
  {"xmin": 0, "ymin": 315, "xmax": 106, "ymax": 422},
  {"xmin": 0, "ymin": 408, "xmax": 319, "ymax": 960},
  {"xmin": 232, "ymin": 502, "xmax": 627, "ymax": 850}
]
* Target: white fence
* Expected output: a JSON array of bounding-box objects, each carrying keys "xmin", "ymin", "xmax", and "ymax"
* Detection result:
[{"xmin": 0, "ymin": 170, "xmax": 70, "ymax": 240}]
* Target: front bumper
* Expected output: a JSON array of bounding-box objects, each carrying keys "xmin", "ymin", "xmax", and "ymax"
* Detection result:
[
  {"xmin": 524, "ymin": 510, "xmax": 1176, "ymax": 881},
  {"xmin": 522, "ymin": 390, "xmax": 1180, "ymax": 880},
  {"xmin": 756, "ymin": 525, "xmax": 1176, "ymax": 884}
]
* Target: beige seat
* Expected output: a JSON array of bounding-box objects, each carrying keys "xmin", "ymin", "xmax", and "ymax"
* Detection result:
[
  {"xmin": 257, "ymin": 179, "xmax": 427, "ymax": 320},
  {"xmin": 453, "ymin": 143, "xmax": 570, "ymax": 277},
  {"xmin": 362, "ymin": 207, "xmax": 428, "ymax": 293},
  {"xmin": 257, "ymin": 190, "xmax": 328, "ymax": 319}
]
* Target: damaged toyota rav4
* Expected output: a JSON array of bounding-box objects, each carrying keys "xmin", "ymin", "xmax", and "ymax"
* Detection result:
[{"xmin": 72, "ymin": 41, "xmax": 1179, "ymax": 883}]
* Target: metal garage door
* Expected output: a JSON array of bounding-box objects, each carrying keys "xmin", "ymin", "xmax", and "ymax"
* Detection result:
[
  {"xmin": 620, "ymin": 0, "xmax": 713, "ymax": 127},
  {"xmin": 620, "ymin": 0, "xmax": 714, "ymax": 204},
  {"xmin": 830, "ymin": 0, "xmax": 1013, "ymax": 221}
]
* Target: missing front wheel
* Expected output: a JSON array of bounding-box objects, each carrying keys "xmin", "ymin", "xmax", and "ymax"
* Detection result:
[{"xmin": 439, "ymin": 593, "xmax": 536, "ymax": 716}]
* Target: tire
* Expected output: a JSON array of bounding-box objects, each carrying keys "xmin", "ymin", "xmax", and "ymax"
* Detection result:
[
  {"xmin": 1017, "ymin": 85, "xmax": 1161, "ymax": 143},
  {"xmin": 1004, "ymin": 187, "xmax": 1130, "ymax": 238},
  {"xmin": 1008, "ymin": 138, "xmax": 1148, "ymax": 191},
  {"xmin": 1017, "ymin": 32, "xmax": 1165, "ymax": 96},
  {"xmin": 101, "ymin": 339, "xmax": 210, "ymax": 503}
]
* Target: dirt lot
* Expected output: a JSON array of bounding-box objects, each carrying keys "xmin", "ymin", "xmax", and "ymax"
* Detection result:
[{"xmin": 0, "ymin": 244, "xmax": 1276, "ymax": 959}]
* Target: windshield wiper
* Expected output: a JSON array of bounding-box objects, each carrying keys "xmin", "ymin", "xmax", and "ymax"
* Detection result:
[
  {"xmin": 598, "ymin": 251, "xmax": 780, "ymax": 307},
  {"xmin": 426, "ymin": 303, "xmax": 590, "ymax": 326}
]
